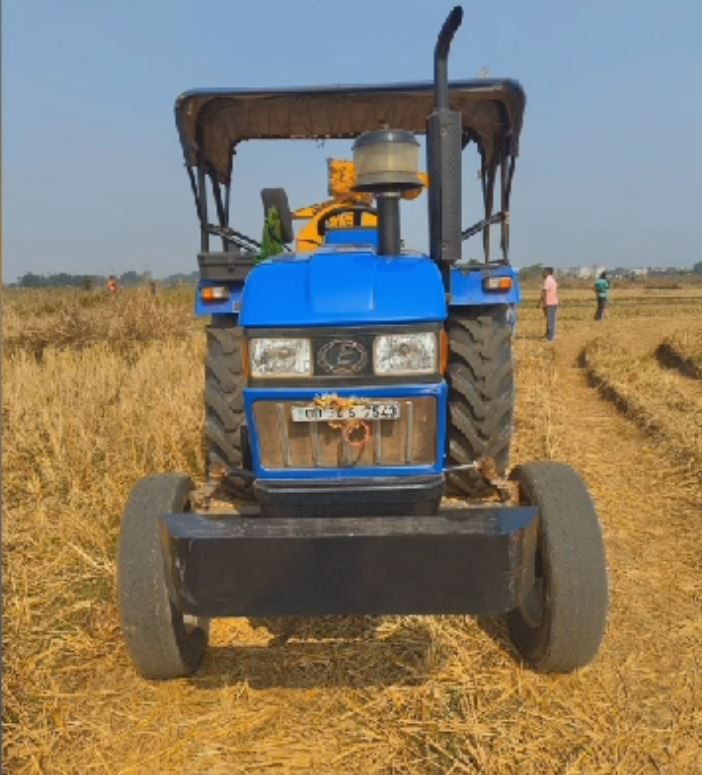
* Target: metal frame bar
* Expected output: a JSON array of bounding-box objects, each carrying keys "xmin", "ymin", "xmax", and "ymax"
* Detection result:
[{"xmin": 161, "ymin": 505, "xmax": 538, "ymax": 617}]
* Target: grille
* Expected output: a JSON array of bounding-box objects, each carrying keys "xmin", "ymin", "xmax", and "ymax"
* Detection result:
[{"xmin": 253, "ymin": 398, "xmax": 437, "ymax": 469}]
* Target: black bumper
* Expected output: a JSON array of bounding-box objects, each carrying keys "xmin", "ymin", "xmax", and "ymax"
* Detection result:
[
  {"xmin": 254, "ymin": 475, "xmax": 444, "ymax": 518},
  {"xmin": 160, "ymin": 506, "xmax": 538, "ymax": 618}
]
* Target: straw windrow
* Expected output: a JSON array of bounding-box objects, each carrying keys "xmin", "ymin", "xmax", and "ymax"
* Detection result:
[
  {"xmin": 656, "ymin": 329, "xmax": 702, "ymax": 380},
  {"xmin": 582, "ymin": 325, "xmax": 702, "ymax": 482}
]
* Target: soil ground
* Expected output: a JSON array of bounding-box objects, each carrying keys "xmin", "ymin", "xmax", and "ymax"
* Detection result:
[{"xmin": 4, "ymin": 289, "xmax": 702, "ymax": 773}]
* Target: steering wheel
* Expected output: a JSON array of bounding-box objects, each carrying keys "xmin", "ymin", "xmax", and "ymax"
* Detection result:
[{"xmin": 317, "ymin": 205, "xmax": 378, "ymax": 236}]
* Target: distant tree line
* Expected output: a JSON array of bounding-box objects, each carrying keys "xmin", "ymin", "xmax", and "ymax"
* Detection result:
[
  {"xmin": 11, "ymin": 270, "xmax": 199, "ymax": 289},
  {"xmin": 10, "ymin": 263, "xmax": 701, "ymax": 288},
  {"xmin": 519, "ymin": 263, "xmax": 702, "ymax": 280},
  {"xmin": 518, "ymin": 264, "xmax": 545, "ymax": 281}
]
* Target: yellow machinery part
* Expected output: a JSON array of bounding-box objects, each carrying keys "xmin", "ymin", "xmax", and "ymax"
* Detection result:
[
  {"xmin": 295, "ymin": 204, "xmax": 378, "ymax": 253},
  {"xmin": 292, "ymin": 159, "xmax": 428, "ymax": 253}
]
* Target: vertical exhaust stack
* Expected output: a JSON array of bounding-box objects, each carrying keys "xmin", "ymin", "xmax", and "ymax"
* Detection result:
[{"xmin": 427, "ymin": 6, "xmax": 463, "ymax": 265}]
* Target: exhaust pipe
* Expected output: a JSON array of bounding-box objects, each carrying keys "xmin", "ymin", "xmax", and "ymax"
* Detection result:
[
  {"xmin": 427, "ymin": 6, "xmax": 463, "ymax": 266},
  {"xmin": 434, "ymin": 6, "xmax": 464, "ymax": 111}
]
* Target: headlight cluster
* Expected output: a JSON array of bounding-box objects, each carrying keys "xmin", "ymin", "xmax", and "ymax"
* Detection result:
[
  {"xmin": 248, "ymin": 331, "xmax": 439, "ymax": 378},
  {"xmin": 374, "ymin": 332, "xmax": 437, "ymax": 375},
  {"xmin": 249, "ymin": 338, "xmax": 311, "ymax": 377}
]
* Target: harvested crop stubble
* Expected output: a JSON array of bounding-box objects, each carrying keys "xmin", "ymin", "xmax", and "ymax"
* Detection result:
[
  {"xmin": 582, "ymin": 335, "xmax": 702, "ymax": 482},
  {"xmin": 3, "ymin": 287, "xmax": 702, "ymax": 772},
  {"xmin": 3, "ymin": 287, "xmax": 199, "ymax": 360},
  {"xmin": 656, "ymin": 324, "xmax": 702, "ymax": 380}
]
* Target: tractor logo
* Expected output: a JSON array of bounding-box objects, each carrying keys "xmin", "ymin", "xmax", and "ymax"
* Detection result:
[{"xmin": 318, "ymin": 339, "xmax": 368, "ymax": 375}]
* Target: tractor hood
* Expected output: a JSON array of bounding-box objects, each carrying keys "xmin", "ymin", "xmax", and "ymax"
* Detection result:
[{"xmin": 239, "ymin": 249, "xmax": 446, "ymax": 328}]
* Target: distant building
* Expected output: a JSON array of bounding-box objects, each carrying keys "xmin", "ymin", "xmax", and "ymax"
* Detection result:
[
  {"xmin": 566, "ymin": 266, "xmax": 595, "ymax": 279},
  {"xmin": 569, "ymin": 265, "xmax": 607, "ymax": 279}
]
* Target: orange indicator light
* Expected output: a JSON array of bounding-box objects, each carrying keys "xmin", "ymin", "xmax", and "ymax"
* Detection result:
[
  {"xmin": 200, "ymin": 286, "xmax": 230, "ymax": 302},
  {"xmin": 440, "ymin": 330, "xmax": 449, "ymax": 374},
  {"xmin": 483, "ymin": 277, "xmax": 513, "ymax": 292}
]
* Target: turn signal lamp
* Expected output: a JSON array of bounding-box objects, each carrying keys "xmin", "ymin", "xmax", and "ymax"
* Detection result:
[
  {"xmin": 241, "ymin": 338, "xmax": 250, "ymax": 380},
  {"xmin": 440, "ymin": 330, "xmax": 449, "ymax": 374},
  {"xmin": 483, "ymin": 277, "xmax": 513, "ymax": 292},
  {"xmin": 200, "ymin": 286, "xmax": 230, "ymax": 302}
]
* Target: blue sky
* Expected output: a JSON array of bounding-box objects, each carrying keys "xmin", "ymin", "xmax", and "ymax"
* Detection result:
[{"xmin": 3, "ymin": 0, "xmax": 701, "ymax": 281}]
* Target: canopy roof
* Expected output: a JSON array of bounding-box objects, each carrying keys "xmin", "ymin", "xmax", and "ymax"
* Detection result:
[{"xmin": 175, "ymin": 79, "xmax": 526, "ymax": 185}]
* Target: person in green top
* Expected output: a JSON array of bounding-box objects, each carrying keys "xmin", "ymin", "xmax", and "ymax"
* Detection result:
[{"xmin": 593, "ymin": 271, "xmax": 610, "ymax": 321}]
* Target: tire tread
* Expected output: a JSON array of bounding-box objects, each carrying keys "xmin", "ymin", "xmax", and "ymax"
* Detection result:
[
  {"xmin": 117, "ymin": 474, "xmax": 208, "ymax": 679},
  {"xmin": 204, "ymin": 321, "xmax": 250, "ymax": 494},
  {"xmin": 446, "ymin": 305, "xmax": 514, "ymax": 495},
  {"xmin": 508, "ymin": 461, "xmax": 609, "ymax": 672}
]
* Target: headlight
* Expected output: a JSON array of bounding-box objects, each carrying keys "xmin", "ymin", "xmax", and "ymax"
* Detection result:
[
  {"xmin": 374, "ymin": 332, "xmax": 438, "ymax": 375},
  {"xmin": 249, "ymin": 338, "xmax": 312, "ymax": 378}
]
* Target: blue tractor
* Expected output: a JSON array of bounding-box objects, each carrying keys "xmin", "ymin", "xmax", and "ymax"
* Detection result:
[{"xmin": 117, "ymin": 7, "xmax": 608, "ymax": 679}]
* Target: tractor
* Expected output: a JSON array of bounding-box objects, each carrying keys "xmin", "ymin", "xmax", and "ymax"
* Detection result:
[{"xmin": 117, "ymin": 6, "xmax": 608, "ymax": 679}]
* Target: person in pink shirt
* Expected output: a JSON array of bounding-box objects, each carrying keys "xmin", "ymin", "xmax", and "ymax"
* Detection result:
[{"xmin": 540, "ymin": 267, "xmax": 559, "ymax": 341}]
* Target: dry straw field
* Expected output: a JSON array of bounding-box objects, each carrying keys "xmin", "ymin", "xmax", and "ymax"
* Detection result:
[{"xmin": 3, "ymin": 283, "xmax": 702, "ymax": 773}]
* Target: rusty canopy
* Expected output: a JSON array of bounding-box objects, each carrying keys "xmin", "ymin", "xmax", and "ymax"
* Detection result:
[{"xmin": 175, "ymin": 79, "xmax": 526, "ymax": 185}]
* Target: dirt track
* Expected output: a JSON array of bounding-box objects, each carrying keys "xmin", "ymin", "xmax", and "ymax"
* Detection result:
[{"xmin": 4, "ymin": 295, "xmax": 702, "ymax": 773}]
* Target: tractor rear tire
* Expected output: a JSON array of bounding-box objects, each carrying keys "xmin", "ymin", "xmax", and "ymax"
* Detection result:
[
  {"xmin": 507, "ymin": 462, "xmax": 609, "ymax": 672},
  {"xmin": 446, "ymin": 305, "xmax": 514, "ymax": 496},
  {"xmin": 117, "ymin": 474, "xmax": 209, "ymax": 679},
  {"xmin": 205, "ymin": 319, "xmax": 252, "ymax": 496}
]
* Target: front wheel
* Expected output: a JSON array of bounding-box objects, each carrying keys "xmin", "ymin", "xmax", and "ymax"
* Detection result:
[
  {"xmin": 117, "ymin": 474, "xmax": 209, "ymax": 679},
  {"xmin": 507, "ymin": 462, "xmax": 608, "ymax": 672}
]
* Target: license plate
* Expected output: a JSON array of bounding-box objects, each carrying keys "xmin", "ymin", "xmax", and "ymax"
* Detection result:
[{"xmin": 291, "ymin": 402, "xmax": 401, "ymax": 422}]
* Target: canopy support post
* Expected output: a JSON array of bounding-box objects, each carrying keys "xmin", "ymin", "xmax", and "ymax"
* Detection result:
[{"xmin": 196, "ymin": 126, "xmax": 209, "ymax": 253}]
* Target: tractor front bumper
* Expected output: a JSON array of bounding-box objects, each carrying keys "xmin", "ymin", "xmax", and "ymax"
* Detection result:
[{"xmin": 160, "ymin": 506, "xmax": 538, "ymax": 618}]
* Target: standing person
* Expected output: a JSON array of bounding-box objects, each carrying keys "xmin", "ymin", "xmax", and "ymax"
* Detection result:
[
  {"xmin": 106, "ymin": 275, "xmax": 119, "ymax": 294},
  {"xmin": 593, "ymin": 271, "xmax": 610, "ymax": 321},
  {"xmin": 540, "ymin": 267, "xmax": 559, "ymax": 341}
]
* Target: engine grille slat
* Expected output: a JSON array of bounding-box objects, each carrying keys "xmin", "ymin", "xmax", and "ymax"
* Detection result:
[
  {"xmin": 276, "ymin": 403, "xmax": 292, "ymax": 467},
  {"xmin": 309, "ymin": 420, "xmax": 322, "ymax": 466},
  {"xmin": 404, "ymin": 400, "xmax": 414, "ymax": 464},
  {"xmin": 254, "ymin": 397, "xmax": 436, "ymax": 470}
]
